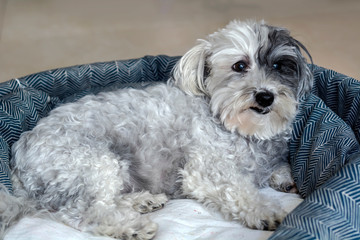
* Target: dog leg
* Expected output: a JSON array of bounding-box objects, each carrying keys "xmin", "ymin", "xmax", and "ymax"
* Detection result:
[
  {"xmin": 181, "ymin": 163, "xmax": 287, "ymax": 230},
  {"xmin": 68, "ymin": 201, "xmax": 158, "ymax": 240},
  {"xmin": 269, "ymin": 163, "xmax": 298, "ymax": 193},
  {"xmin": 41, "ymin": 151, "xmax": 159, "ymax": 239}
]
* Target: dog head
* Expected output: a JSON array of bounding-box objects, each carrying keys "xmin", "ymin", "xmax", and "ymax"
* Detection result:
[{"xmin": 172, "ymin": 20, "xmax": 313, "ymax": 139}]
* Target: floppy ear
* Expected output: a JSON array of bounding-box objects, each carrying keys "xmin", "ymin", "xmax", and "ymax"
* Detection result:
[
  {"xmin": 172, "ymin": 40, "xmax": 210, "ymax": 96},
  {"xmin": 297, "ymin": 61, "xmax": 313, "ymax": 99},
  {"xmin": 293, "ymin": 38, "xmax": 314, "ymax": 99}
]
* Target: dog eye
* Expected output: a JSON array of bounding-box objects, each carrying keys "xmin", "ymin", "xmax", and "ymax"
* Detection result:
[
  {"xmin": 272, "ymin": 62, "xmax": 281, "ymax": 70},
  {"xmin": 232, "ymin": 61, "xmax": 248, "ymax": 72},
  {"xmin": 272, "ymin": 59, "xmax": 298, "ymax": 76}
]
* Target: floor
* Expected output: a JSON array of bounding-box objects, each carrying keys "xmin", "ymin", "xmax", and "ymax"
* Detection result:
[{"xmin": 0, "ymin": 0, "xmax": 359, "ymax": 83}]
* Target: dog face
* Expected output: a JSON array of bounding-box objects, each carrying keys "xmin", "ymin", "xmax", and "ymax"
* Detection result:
[{"xmin": 173, "ymin": 20, "xmax": 313, "ymax": 139}]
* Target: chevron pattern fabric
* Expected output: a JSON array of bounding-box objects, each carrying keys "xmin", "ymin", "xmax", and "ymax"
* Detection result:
[
  {"xmin": 270, "ymin": 66, "xmax": 360, "ymax": 239},
  {"xmin": 0, "ymin": 56, "xmax": 359, "ymax": 239},
  {"xmin": 270, "ymin": 88, "xmax": 360, "ymax": 239}
]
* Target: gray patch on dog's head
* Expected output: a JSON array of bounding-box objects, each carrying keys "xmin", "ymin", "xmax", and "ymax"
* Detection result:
[{"xmin": 256, "ymin": 24, "xmax": 313, "ymax": 99}]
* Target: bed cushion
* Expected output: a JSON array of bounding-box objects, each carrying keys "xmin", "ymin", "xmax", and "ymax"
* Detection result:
[
  {"xmin": 0, "ymin": 55, "xmax": 359, "ymax": 239},
  {"xmin": 5, "ymin": 188, "xmax": 303, "ymax": 240}
]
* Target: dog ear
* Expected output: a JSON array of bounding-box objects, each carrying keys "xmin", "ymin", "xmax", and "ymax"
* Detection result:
[
  {"xmin": 297, "ymin": 61, "xmax": 313, "ymax": 99},
  {"xmin": 172, "ymin": 40, "xmax": 210, "ymax": 96},
  {"xmin": 293, "ymin": 38, "xmax": 314, "ymax": 99}
]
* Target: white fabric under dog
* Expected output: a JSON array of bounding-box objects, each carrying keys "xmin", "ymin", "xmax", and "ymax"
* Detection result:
[{"xmin": 5, "ymin": 188, "xmax": 302, "ymax": 240}]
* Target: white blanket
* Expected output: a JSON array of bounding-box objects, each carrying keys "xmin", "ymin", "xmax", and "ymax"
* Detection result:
[{"xmin": 5, "ymin": 188, "xmax": 302, "ymax": 240}]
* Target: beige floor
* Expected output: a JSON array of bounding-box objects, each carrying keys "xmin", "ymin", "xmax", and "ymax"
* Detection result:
[{"xmin": 0, "ymin": 0, "xmax": 359, "ymax": 83}]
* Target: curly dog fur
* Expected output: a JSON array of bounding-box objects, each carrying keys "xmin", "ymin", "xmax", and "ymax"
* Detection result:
[{"xmin": 0, "ymin": 20, "xmax": 312, "ymax": 239}]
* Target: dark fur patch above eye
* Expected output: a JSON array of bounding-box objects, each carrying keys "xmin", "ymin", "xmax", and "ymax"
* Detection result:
[{"xmin": 256, "ymin": 25, "xmax": 313, "ymax": 85}]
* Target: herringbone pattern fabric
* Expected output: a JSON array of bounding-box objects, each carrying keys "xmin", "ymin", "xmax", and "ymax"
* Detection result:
[
  {"xmin": 270, "ymin": 66, "xmax": 360, "ymax": 239},
  {"xmin": 0, "ymin": 56, "xmax": 359, "ymax": 239}
]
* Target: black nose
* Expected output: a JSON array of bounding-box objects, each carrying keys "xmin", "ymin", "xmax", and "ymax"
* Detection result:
[{"xmin": 255, "ymin": 91, "xmax": 274, "ymax": 108}]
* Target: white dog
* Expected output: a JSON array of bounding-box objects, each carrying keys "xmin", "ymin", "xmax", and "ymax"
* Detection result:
[{"xmin": 0, "ymin": 20, "xmax": 312, "ymax": 239}]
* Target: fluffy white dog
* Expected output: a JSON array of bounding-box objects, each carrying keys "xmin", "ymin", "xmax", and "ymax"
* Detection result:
[{"xmin": 0, "ymin": 20, "xmax": 312, "ymax": 239}]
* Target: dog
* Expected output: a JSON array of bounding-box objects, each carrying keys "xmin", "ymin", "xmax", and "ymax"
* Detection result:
[{"xmin": 0, "ymin": 20, "xmax": 312, "ymax": 239}]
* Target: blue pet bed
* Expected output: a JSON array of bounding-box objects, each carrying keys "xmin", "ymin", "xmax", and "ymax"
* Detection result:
[{"xmin": 0, "ymin": 55, "xmax": 359, "ymax": 239}]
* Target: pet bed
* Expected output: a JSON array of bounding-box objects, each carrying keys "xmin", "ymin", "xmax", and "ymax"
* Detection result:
[{"xmin": 1, "ymin": 55, "xmax": 359, "ymax": 239}]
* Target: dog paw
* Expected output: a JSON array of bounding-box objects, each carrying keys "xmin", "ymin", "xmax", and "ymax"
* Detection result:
[
  {"xmin": 90, "ymin": 210, "xmax": 157, "ymax": 240},
  {"xmin": 244, "ymin": 207, "xmax": 287, "ymax": 231},
  {"xmin": 271, "ymin": 177, "xmax": 298, "ymax": 193},
  {"xmin": 132, "ymin": 193, "xmax": 168, "ymax": 214},
  {"xmin": 278, "ymin": 182, "xmax": 298, "ymax": 193},
  {"xmin": 121, "ymin": 218, "xmax": 158, "ymax": 240},
  {"xmin": 270, "ymin": 165, "xmax": 298, "ymax": 193}
]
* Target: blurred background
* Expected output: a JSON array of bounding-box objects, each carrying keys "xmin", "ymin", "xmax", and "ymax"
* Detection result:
[{"xmin": 0, "ymin": 0, "xmax": 359, "ymax": 83}]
